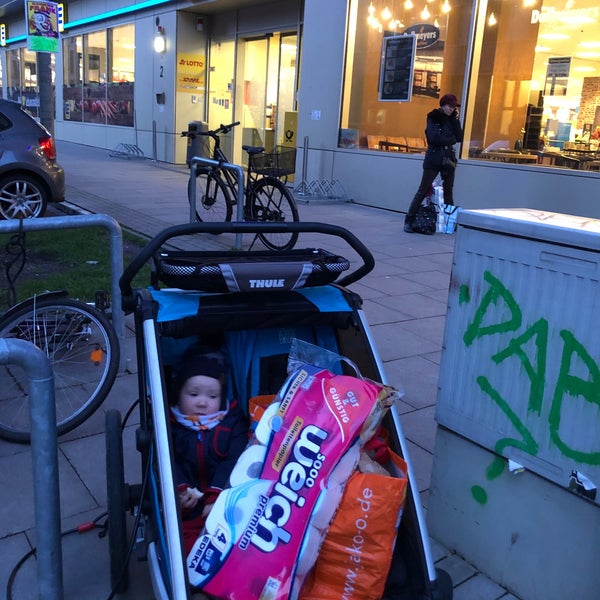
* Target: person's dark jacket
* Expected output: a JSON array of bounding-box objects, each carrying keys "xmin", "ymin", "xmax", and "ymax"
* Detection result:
[
  {"xmin": 423, "ymin": 107, "xmax": 463, "ymax": 170},
  {"xmin": 170, "ymin": 399, "xmax": 249, "ymax": 520}
]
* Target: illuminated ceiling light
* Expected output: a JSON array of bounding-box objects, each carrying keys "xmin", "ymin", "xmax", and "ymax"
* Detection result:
[
  {"xmin": 576, "ymin": 51, "xmax": 600, "ymax": 58},
  {"xmin": 538, "ymin": 32, "xmax": 569, "ymax": 40},
  {"xmin": 573, "ymin": 66, "xmax": 596, "ymax": 72},
  {"xmin": 579, "ymin": 41, "xmax": 600, "ymax": 48},
  {"xmin": 368, "ymin": 1, "xmax": 375, "ymax": 15},
  {"xmin": 488, "ymin": 12, "xmax": 497, "ymax": 25},
  {"xmin": 382, "ymin": 6, "xmax": 392, "ymax": 20},
  {"xmin": 421, "ymin": 4, "xmax": 430, "ymax": 18},
  {"xmin": 523, "ymin": 0, "xmax": 536, "ymax": 6},
  {"xmin": 434, "ymin": 18, "xmax": 440, "ymax": 26},
  {"xmin": 404, "ymin": 0, "xmax": 414, "ymax": 9},
  {"xmin": 535, "ymin": 45, "xmax": 551, "ymax": 52},
  {"xmin": 441, "ymin": 0, "xmax": 451, "ymax": 13}
]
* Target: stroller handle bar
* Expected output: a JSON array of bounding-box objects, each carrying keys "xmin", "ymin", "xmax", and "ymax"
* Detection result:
[{"xmin": 120, "ymin": 221, "xmax": 375, "ymax": 301}]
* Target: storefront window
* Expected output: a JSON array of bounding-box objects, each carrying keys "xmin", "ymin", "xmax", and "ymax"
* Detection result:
[
  {"xmin": 462, "ymin": 0, "xmax": 600, "ymax": 169},
  {"xmin": 343, "ymin": 0, "xmax": 600, "ymax": 172},
  {"xmin": 340, "ymin": 0, "xmax": 472, "ymax": 151},
  {"xmin": 62, "ymin": 24, "xmax": 134, "ymax": 126},
  {"xmin": 5, "ymin": 48, "xmax": 41, "ymax": 118}
]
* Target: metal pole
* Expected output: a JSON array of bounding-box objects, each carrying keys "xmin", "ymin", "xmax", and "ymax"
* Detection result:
[
  {"xmin": 189, "ymin": 157, "xmax": 245, "ymax": 250},
  {"xmin": 0, "ymin": 215, "xmax": 125, "ymax": 363},
  {"xmin": 152, "ymin": 120, "xmax": 157, "ymax": 162},
  {"xmin": 0, "ymin": 338, "xmax": 63, "ymax": 600},
  {"xmin": 294, "ymin": 136, "xmax": 311, "ymax": 197}
]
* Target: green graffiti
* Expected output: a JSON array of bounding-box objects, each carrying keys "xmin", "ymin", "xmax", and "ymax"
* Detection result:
[
  {"xmin": 471, "ymin": 485, "xmax": 488, "ymax": 504},
  {"xmin": 477, "ymin": 375, "xmax": 539, "ymax": 458},
  {"xmin": 492, "ymin": 318, "xmax": 548, "ymax": 415},
  {"xmin": 463, "ymin": 270, "xmax": 522, "ymax": 347},
  {"xmin": 486, "ymin": 455, "xmax": 506, "ymax": 480},
  {"xmin": 465, "ymin": 270, "xmax": 600, "ymax": 504},
  {"xmin": 549, "ymin": 329, "xmax": 600, "ymax": 465}
]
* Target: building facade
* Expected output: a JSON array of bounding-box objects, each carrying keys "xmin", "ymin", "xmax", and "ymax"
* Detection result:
[{"xmin": 1, "ymin": 0, "xmax": 598, "ymax": 216}]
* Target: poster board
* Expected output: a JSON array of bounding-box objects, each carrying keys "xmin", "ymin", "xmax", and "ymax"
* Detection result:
[
  {"xmin": 378, "ymin": 35, "xmax": 416, "ymax": 102},
  {"xmin": 26, "ymin": 1, "xmax": 59, "ymax": 53}
]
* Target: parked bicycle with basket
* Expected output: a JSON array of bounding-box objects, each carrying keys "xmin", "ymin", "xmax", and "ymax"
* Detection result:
[{"xmin": 183, "ymin": 121, "xmax": 299, "ymax": 251}]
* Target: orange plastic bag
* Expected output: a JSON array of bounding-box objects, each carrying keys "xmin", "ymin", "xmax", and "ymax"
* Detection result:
[
  {"xmin": 248, "ymin": 394, "xmax": 276, "ymax": 429},
  {"xmin": 300, "ymin": 451, "xmax": 408, "ymax": 600}
]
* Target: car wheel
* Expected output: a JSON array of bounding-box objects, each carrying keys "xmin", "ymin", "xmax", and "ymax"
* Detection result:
[{"xmin": 0, "ymin": 173, "xmax": 48, "ymax": 219}]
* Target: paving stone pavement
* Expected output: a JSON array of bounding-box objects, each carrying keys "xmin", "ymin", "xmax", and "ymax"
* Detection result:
[{"xmin": 0, "ymin": 141, "xmax": 523, "ymax": 599}]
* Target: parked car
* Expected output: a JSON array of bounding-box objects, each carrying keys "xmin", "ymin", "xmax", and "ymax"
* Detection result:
[{"xmin": 0, "ymin": 99, "xmax": 65, "ymax": 219}]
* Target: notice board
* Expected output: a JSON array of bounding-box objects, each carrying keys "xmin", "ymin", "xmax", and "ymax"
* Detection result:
[{"xmin": 378, "ymin": 35, "xmax": 416, "ymax": 102}]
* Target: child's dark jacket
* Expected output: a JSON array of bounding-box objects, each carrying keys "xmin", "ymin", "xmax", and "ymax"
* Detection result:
[{"xmin": 170, "ymin": 399, "xmax": 248, "ymax": 519}]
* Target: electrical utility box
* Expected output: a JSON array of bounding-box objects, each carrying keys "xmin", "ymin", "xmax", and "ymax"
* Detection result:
[{"xmin": 428, "ymin": 208, "xmax": 600, "ymax": 600}]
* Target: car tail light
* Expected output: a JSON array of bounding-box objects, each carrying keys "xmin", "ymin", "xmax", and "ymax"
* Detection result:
[{"xmin": 39, "ymin": 136, "xmax": 56, "ymax": 160}]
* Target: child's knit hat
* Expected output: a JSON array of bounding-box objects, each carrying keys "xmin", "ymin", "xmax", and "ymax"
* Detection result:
[{"xmin": 171, "ymin": 347, "xmax": 228, "ymax": 407}]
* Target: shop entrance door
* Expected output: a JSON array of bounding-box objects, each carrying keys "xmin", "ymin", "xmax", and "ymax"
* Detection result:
[{"xmin": 234, "ymin": 32, "xmax": 298, "ymax": 166}]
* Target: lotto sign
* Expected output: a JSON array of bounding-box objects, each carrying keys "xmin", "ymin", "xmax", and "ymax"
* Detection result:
[{"xmin": 26, "ymin": 1, "xmax": 60, "ymax": 53}]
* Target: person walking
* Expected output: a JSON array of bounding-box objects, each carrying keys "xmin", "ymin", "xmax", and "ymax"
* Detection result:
[{"xmin": 404, "ymin": 93, "xmax": 463, "ymax": 233}]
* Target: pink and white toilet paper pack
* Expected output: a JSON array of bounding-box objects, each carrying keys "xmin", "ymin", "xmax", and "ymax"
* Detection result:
[{"xmin": 186, "ymin": 362, "xmax": 396, "ymax": 599}]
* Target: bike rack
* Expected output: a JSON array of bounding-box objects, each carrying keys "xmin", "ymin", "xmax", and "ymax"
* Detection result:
[
  {"xmin": 189, "ymin": 156, "xmax": 246, "ymax": 250},
  {"xmin": 0, "ymin": 214, "xmax": 125, "ymax": 357},
  {"xmin": 0, "ymin": 338, "xmax": 63, "ymax": 600}
]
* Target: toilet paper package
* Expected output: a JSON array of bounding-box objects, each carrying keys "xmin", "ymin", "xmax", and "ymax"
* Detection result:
[{"xmin": 186, "ymin": 362, "xmax": 396, "ymax": 599}]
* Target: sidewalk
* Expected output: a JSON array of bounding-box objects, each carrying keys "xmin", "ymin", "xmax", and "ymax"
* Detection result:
[{"xmin": 0, "ymin": 141, "xmax": 519, "ymax": 599}]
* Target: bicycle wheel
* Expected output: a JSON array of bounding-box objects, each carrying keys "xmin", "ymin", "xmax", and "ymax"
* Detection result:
[
  {"xmin": 0, "ymin": 296, "xmax": 119, "ymax": 443},
  {"xmin": 188, "ymin": 170, "xmax": 233, "ymax": 223},
  {"xmin": 249, "ymin": 177, "xmax": 299, "ymax": 251}
]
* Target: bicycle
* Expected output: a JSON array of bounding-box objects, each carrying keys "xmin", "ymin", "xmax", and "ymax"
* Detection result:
[
  {"xmin": 0, "ymin": 290, "xmax": 119, "ymax": 443},
  {"xmin": 185, "ymin": 121, "xmax": 300, "ymax": 251}
]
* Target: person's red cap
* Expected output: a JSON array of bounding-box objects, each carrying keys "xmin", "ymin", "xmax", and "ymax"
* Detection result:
[{"xmin": 440, "ymin": 93, "xmax": 460, "ymax": 108}]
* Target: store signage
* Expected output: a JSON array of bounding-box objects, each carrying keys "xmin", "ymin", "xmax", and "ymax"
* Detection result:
[
  {"xmin": 57, "ymin": 3, "xmax": 65, "ymax": 32},
  {"xmin": 0, "ymin": 25, "xmax": 5, "ymax": 47},
  {"xmin": 404, "ymin": 24, "xmax": 440, "ymax": 50},
  {"xmin": 26, "ymin": 1, "xmax": 59, "ymax": 53},
  {"xmin": 531, "ymin": 6, "xmax": 599, "ymax": 25},
  {"xmin": 177, "ymin": 53, "xmax": 206, "ymax": 93},
  {"xmin": 547, "ymin": 56, "xmax": 571, "ymax": 78},
  {"xmin": 378, "ymin": 35, "xmax": 416, "ymax": 102},
  {"xmin": 545, "ymin": 56, "xmax": 571, "ymax": 96}
]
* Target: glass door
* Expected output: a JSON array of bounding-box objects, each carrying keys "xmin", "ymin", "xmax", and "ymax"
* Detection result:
[
  {"xmin": 236, "ymin": 37, "xmax": 269, "ymax": 165},
  {"xmin": 234, "ymin": 32, "xmax": 298, "ymax": 165},
  {"xmin": 207, "ymin": 39, "xmax": 236, "ymax": 160}
]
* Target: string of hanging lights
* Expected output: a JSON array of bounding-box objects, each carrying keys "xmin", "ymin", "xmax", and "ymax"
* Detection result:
[{"xmin": 366, "ymin": 0, "xmax": 451, "ymax": 32}]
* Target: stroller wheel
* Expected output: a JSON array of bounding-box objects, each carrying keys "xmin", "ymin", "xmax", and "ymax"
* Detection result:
[
  {"xmin": 431, "ymin": 567, "xmax": 453, "ymax": 600},
  {"xmin": 105, "ymin": 409, "xmax": 129, "ymax": 593}
]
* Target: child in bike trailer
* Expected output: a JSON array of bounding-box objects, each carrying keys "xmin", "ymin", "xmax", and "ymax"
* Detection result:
[{"xmin": 169, "ymin": 345, "xmax": 249, "ymax": 555}]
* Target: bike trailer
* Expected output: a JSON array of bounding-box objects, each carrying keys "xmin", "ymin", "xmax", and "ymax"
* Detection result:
[{"xmin": 110, "ymin": 222, "xmax": 452, "ymax": 600}]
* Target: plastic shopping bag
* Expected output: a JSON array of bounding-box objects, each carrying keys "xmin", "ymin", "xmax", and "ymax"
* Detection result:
[
  {"xmin": 441, "ymin": 204, "xmax": 460, "ymax": 234},
  {"xmin": 300, "ymin": 449, "xmax": 408, "ymax": 600}
]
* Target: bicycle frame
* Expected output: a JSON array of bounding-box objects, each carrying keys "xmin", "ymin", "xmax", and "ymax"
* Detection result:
[{"xmin": 190, "ymin": 123, "xmax": 271, "ymax": 214}]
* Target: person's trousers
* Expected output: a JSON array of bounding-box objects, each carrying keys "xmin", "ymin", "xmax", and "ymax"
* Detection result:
[{"xmin": 406, "ymin": 166, "xmax": 455, "ymax": 222}]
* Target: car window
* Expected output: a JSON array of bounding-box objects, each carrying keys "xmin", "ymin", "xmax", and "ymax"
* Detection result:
[{"xmin": 0, "ymin": 112, "xmax": 11, "ymax": 131}]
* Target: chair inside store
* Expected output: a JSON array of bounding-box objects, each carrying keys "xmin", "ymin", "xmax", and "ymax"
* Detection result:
[{"xmin": 367, "ymin": 134, "xmax": 387, "ymax": 150}]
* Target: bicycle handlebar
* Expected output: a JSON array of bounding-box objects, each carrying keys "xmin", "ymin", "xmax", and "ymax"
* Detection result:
[{"xmin": 120, "ymin": 221, "xmax": 375, "ymax": 307}]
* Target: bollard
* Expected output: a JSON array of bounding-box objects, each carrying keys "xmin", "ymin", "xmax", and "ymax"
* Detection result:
[
  {"xmin": 0, "ymin": 338, "xmax": 63, "ymax": 600},
  {"xmin": 189, "ymin": 157, "xmax": 245, "ymax": 250}
]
